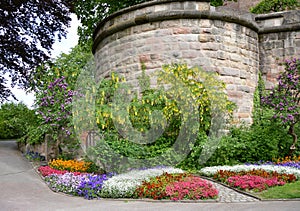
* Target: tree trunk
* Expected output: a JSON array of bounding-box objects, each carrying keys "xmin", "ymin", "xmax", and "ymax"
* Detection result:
[{"xmin": 288, "ymin": 124, "xmax": 297, "ymax": 156}]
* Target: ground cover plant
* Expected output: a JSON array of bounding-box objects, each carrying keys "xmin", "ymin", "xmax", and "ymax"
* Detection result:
[
  {"xmin": 200, "ymin": 159, "xmax": 300, "ymax": 193},
  {"xmin": 134, "ymin": 172, "xmax": 218, "ymax": 200},
  {"xmin": 48, "ymin": 159, "xmax": 94, "ymax": 173},
  {"xmin": 99, "ymin": 167, "xmax": 184, "ymax": 198}
]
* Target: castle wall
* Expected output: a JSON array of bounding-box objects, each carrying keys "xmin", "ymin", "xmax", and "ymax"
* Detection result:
[{"xmin": 93, "ymin": 0, "xmax": 300, "ymax": 124}]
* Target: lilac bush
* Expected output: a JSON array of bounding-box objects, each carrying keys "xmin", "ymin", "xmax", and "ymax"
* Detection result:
[
  {"xmin": 261, "ymin": 58, "xmax": 300, "ymax": 152},
  {"xmin": 37, "ymin": 76, "xmax": 76, "ymax": 137}
]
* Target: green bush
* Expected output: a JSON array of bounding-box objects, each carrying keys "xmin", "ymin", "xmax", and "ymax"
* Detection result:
[
  {"xmin": 89, "ymin": 63, "xmax": 234, "ymax": 172},
  {"xmin": 0, "ymin": 102, "xmax": 38, "ymax": 139},
  {"xmin": 250, "ymin": 0, "xmax": 299, "ymax": 14}
]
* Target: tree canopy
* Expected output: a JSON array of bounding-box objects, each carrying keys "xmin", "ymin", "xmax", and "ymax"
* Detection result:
[
  {"xmin": 0, "ymin": 0, "xmax": 73, "ymax": 102},
  {"xmin": 74, "ymin": 0, "xmax": 150, "ymax": 48}
]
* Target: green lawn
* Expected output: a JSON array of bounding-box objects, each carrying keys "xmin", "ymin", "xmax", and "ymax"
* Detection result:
[{"xmin": 256, "ymin": 181, "xmax": 300, "ymax": 199}]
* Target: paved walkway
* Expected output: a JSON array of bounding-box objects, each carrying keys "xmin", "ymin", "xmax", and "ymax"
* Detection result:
[{"xmin": 0, "ymin": 140, "xmax": 299, "ymax": 211}]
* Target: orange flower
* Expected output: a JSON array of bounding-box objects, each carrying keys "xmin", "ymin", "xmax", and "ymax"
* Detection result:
[{"xmin": 48, "ymin": 159, "xmax": 92, "ymax": 172}]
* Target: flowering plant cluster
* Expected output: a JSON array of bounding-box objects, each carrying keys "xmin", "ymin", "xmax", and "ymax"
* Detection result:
[
  {"xmin": 213, "ymin": 169, "xmax": 296, "ymax": 183},
  {"xmin": 43, "ymin": 170, "xmax": 113, "ymax": 199},
  {"xmin": 200, "ymin": 164, "xmax": 300, "ymax": 179},
  {"xmin": 275, "ymin": 155, "xmax": 300, "ymax": 164},
  {"xmin": 24, "ymin": 151, "xmax": 45, "ymax": 162},
  {"xmin": 76, "ymin": 173, "xmax": 114, "ymax": 199},
  {"xmin": 45, "ymin": 172, "xmax": 85, "ymax": 195},
  {"xmin": 36, "ymin": 76, "xmax": 77, "ymax": 137},
  {"xmin": 48, "ymin": 159, "xmax": 93, "ymax": 173},
  {"xmin": 200, "ymin": 164, "xmax": 300, "ymax": 192},
  {"xmin": 227, "ymin": 175, "xmax": 285, "ymax": 192},
  {"xmin": 38, "ymin": 166, "xmax": 69, "ymax": 177},
  {"xmin": 135, "ymin": 173, "xmax": 218, "ymax": 200},
  {"xmin": 248, "ymin": 156, "xmax": 300, "ymax": 170},
  {"xmin": 166, "ymin": 176, "xmax": 218, "ymax": 200},
  {"xmin": 261, "ymin": 58, "xmax": 300, "ymax": 151},
  {"xmin": 134, "ymin": 172, "xmax": 190, "ymax": 200},
  {"xmin": 99, "ymin": 167, "xmax": 184, "ymax": 198}
]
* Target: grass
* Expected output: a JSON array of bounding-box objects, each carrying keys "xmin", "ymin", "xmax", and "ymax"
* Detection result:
[{"xmin": 255, "ymin": 181, "xmax": 300, "ymax": 199}]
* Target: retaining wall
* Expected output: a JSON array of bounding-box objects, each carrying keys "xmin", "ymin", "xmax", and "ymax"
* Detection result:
[{"xmin": 93, "ymin": 0, "xmax": 300, "ymax": 123}]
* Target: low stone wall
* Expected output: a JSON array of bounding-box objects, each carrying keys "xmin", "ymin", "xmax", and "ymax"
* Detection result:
[{"xmin": 93, "ymin": 0, "xmax": 300, "ymax": 123}]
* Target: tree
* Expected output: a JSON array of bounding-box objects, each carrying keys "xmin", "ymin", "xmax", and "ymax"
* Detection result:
[
  {"xmin": 74, "ymin": 0, "xmax": 150, "ymax": 48},
  {"xmin": 261, "ymin": 58, "xmax": 300, "ymax": 154},
  {"xmin": 0, "ymin": 0, "xmax": 73, "ymax": 102},
  {"xmin": 0, "ymin": 102, "xmax": 37, "ymax": 139}
]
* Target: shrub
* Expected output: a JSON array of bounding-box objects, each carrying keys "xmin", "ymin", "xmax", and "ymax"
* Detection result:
[
  {"xmin": 0, "ymin": 102, "xmax": 38, "ymax": 139},
  {"xmin": 90, "ymin": 63, "xmax": 234, "ymax": 172},
  {"xmin": 251, "ymin": 0, "xmax": 299, "ymax": 14},
  {"xmin": 261, "ymin": 58, "xmax": 300, "ymax": 154}
]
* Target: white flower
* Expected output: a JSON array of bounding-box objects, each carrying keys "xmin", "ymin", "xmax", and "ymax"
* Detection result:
[
  {"xmin": 100, "ymin": 167, "xmax": 184, "ymax": 198},
  {"xmin": 199, "ymin": 165, "xmax": 300, "ymax": 179}
]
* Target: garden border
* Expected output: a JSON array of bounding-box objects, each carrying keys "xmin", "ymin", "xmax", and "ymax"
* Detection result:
[{"xmin": 28, "ymin": 157, "xmax": 300, "ymax": 202}]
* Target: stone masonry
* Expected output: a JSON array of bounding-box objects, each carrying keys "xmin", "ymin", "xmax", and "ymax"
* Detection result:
[{"xmin": 92, "ymin": 0, "xmax": 300, "ymax": 124}]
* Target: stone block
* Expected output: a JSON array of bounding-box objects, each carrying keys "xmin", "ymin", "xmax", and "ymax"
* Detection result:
[
  {"xmin": 182, "ymin": 50, "xmax": 199, "ymax": 58},
  {"xmin": 184, "ymin": 1, "xmax": 196, "ymax": 10},
  {"xmin": 202, "ymin": 43, "xmax": 219, "ymax": 51},
  {"xmin": 200, "ymin": 19, "xmax": 212, "ymax": 28},
  {"xmin": 198, "ymin": 34, "xmax": 215, "ymax": 43},
  {"xmin": 173, "ymin": 27, "xmax": 192, "ymax": 34},
  {"xmin": 197, "ymin": 2, "xmax": 210, "ymax": 11},
  {"xmin": 190, "ymin": 42, "xmax": 202, "ymax": 50},
  {"xmin": 237, "ymin": 85, "xmax": 251, "ymax": 93},
  {"xmin": 220, "ymin": 67, "xmax": 240, "ymax": 77},
  {"xmin": 170, "ymin": 2, "xmax": 184, "ymax": 10}
]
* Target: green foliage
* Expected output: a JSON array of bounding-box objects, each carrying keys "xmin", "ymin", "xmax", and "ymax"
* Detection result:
[
  {"xmin": 210, "ymin": 0, "xmax": 225, "ymax": 7},
  {"xmin": 74, "ymin": 0, "xmax": 151, "ymax": 48},
  {"xmin": 0, "ymin": 102, "xmax": 38, "ymax": 139},
  {"xmin": 186, "ymin": 68, "xmax": 299, "ymax": 169},
  {"xmin": 250, "ymin": 0, "xmax": 300, "ymax": 14},
  {"xmin": 30, "ymin": 45, "xmax": 93, "ymax": 92},
  {"xmin": 22, "ymin": 45, "xmax": 92, "ymax": 147},
  {"xmin": 89, "ymin": 63, "xmax": 234, "ymax": 172},
  {"xmin": 0, "ymin": 0, "xmax": 72, "ymax": 102},
  {"xmin": 261, "ymin": 58, "xmax": 300, "ymax": 153}
]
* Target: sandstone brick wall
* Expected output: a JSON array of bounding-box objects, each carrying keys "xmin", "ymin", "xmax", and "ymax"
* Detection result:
[
  {"xmin": 93, "ymin": 0, "xmax": 300, "ymax": 124},
  {"xmin": 257, "ymin": 11, "xmax": 300, "ymax": 89}
]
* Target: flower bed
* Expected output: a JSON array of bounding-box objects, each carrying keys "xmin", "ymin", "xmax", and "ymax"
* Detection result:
[
  {"xmin": 200, "ymin": 164, "xmax": 300, "ymax": 179},
  {"xmin": 247, "ymin": 156, "xmax": 300, "ymax": 170},
  {"xmin": 226, "ymin": 175, "xmax": 285, "ymax": 192},
  {"xmin": 99, "ymin": 167, "xmax": 184, "ymax": 198},
  {"xmin": 200, "ymin": 164, "xmax": 299, "ymax": 192},
  {"xmin": 134, "ymin": 172, "xmax": 218, "ymax": 200},
  {"xmin": 48, "ymin": 159, "xmax": 93, "ymax": 173},
  {"xmin": 38, "ymin": 164, "xmax": 218, "ymax": 201},
  {"xmin": 38, "ymin": 166, "xmax": 81, "ymax": 177}
]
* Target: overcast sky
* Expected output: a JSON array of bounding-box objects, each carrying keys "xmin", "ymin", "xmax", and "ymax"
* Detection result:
[{"xmin": 10, "ymin": 14, "xmax": 80, "ymax": 108}]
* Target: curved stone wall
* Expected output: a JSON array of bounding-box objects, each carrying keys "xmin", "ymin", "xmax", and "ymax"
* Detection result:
[{"xmin": 93, "ymin": 0, "xmax": 300, "ymax": 124}]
